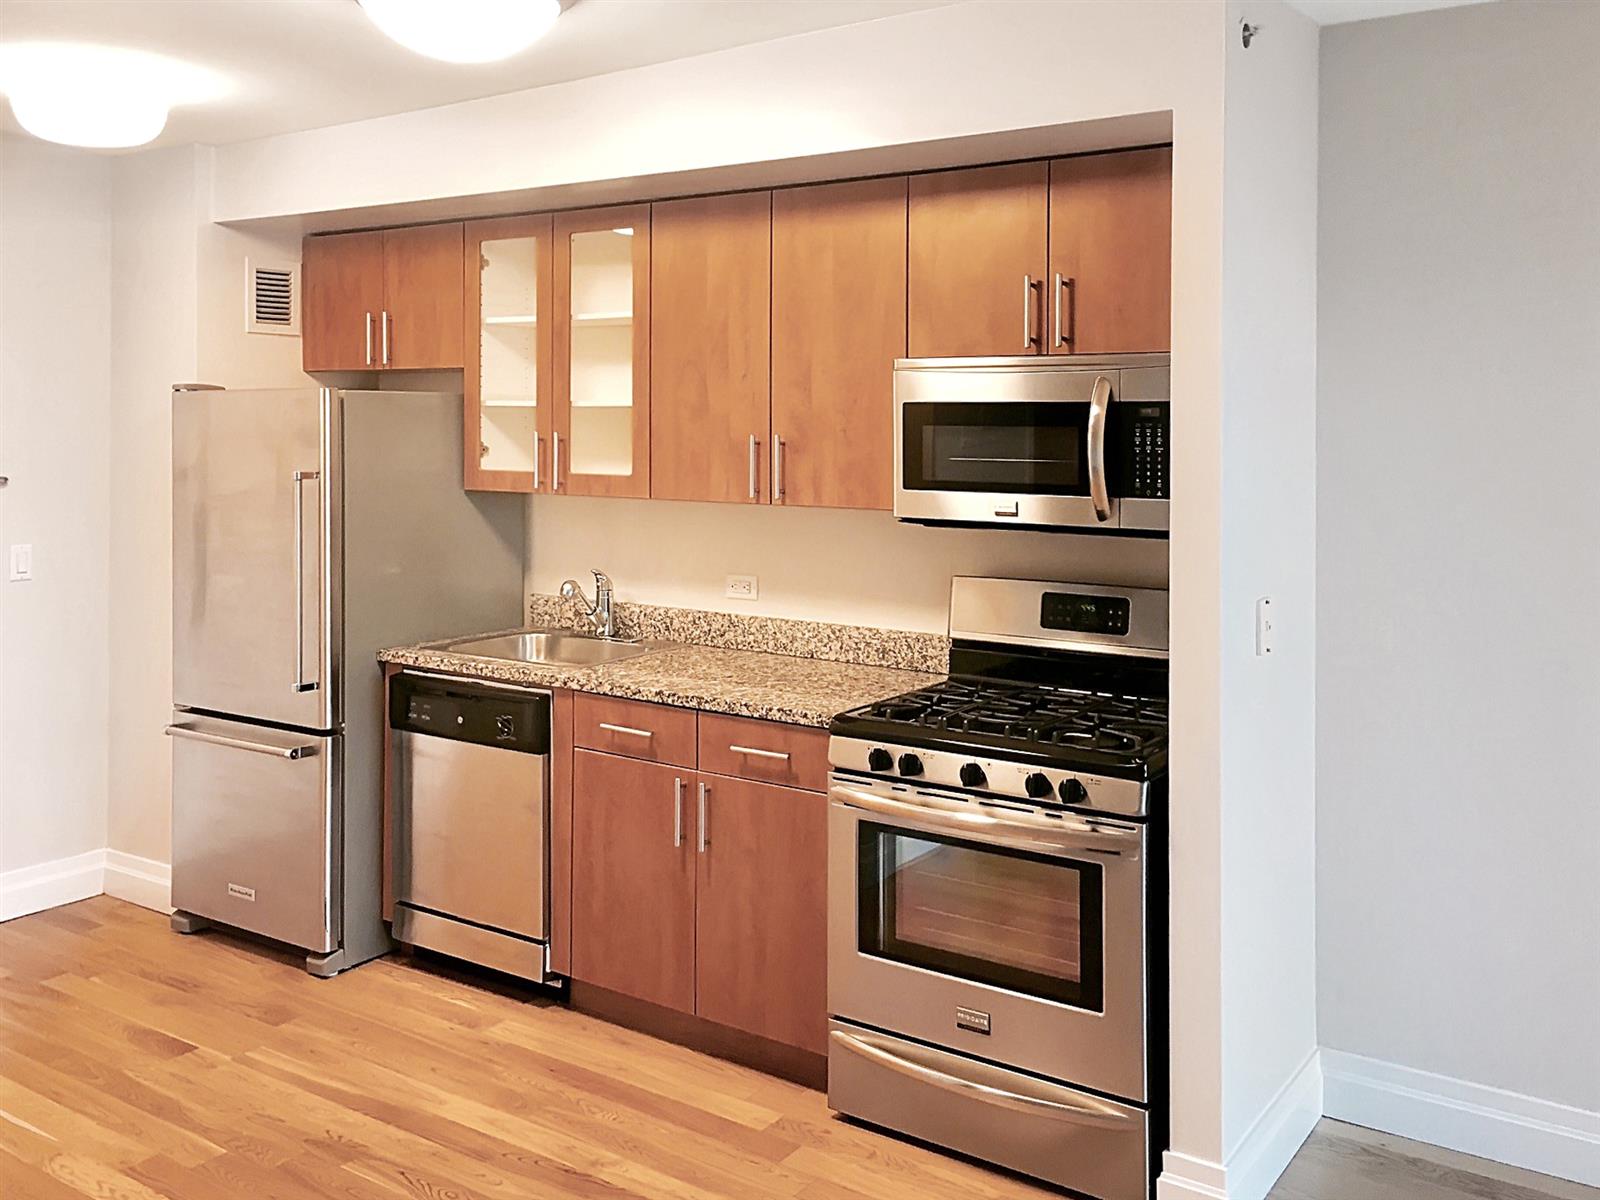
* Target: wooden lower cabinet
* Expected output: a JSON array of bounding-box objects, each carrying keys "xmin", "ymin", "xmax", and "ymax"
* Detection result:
[
  {"xmin": 695, "ymin": 775, "xmax": 828, "ymax": 1054},
  {"xmin": 570, "ymin": 750, "xmax": 696, "ymax": 1012},
  {"xmin": 569, "ymin": 734, "xmax": 829, "ymax": 1057}
]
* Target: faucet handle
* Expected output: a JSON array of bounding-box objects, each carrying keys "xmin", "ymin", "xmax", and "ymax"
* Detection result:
[{"xmin": 591, "ymin": 569, "xmax": 612, "ymax": 590}]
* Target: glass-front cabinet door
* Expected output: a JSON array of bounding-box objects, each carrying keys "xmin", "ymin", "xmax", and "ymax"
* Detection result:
[
  {"xmin": 464, "ymin": 215, "xmax": 553, "ymax": 492},
  {"xmin": 553, "ymin": 205, "xmax": 651, "ymax": 498}
]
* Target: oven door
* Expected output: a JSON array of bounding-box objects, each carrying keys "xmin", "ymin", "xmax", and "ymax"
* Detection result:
[
  {"xmin": 828, "ymin": 776, "xmax": 1147, "ymax": 1102},
  {"xmin": 894, "ymin": 363, "xmax": 1117, "ymax": 528}
]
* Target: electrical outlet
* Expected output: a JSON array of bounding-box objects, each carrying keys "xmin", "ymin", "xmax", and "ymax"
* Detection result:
[
  {"xmin": 1255, "ymin": 596, "xmax": 1274, "ymax": 656},
  {"xmin": 725, "ymin": 574, "xmax": 758, "ymax": 601},
  {"xmin": 8, "ymin": 544, "xmax": 32, "ymax": 582}
]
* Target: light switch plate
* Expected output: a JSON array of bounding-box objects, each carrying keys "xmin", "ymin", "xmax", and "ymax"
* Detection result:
[
  {"xmin": 725, "ymin": 574, "xmax": 758, "ymax": 601},
  {"xmin": 8, "ymin": 543, "xmax": 33, "ymax": 582}
]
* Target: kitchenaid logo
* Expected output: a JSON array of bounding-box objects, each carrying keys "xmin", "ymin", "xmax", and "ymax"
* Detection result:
[{"xmin": 226, "ymin": 883, "xmax": 257, "ymax": 902}]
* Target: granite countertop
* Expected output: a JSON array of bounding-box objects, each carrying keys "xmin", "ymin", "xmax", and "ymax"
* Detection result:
[{"xmin": 378, "ymin": 634, "xmax": 941, "ymax": 728}]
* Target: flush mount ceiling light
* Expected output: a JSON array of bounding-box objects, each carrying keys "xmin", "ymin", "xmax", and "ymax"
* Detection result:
[
  {"xmin": 0, "ymin": 42, "xmax": 227, "ymax": 149},
  {"xmin": 359, "ymin": 0, "xmax": 564, "ymax": 64}
]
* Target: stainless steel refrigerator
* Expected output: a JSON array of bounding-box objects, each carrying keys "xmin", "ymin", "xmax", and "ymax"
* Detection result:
[{"xmin": 167, "ymin": 386, "xmax": 525, "ymax": 976}]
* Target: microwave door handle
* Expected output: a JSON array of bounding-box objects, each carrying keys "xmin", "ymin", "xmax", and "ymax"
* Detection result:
[{"xmin": 1087, "ymin": 374, "xmax": 1113, "ymax": 523}]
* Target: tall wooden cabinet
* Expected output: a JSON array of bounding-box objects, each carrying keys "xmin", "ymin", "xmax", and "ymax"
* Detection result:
[
  {"xmin": 771, "ymin": 177, "xmax": 907, "ymax": 511},
  {"xmin": 553, "ymin": 205, "xmax": 651, "ymax": 498},
  {"xmin": 303, "ymin": 224, "xmax": 465, "ymax": 371},
  {"xmin": 651, "ymin": 191, "xmax": 773, "ymax": 504}
]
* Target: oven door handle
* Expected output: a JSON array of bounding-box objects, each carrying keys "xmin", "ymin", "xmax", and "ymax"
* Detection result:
[
  {"xmin": 1087, "ymin": 374, "xmax": 1113, "ymax": 523},
  {"xmin": 830, "ymin": 785, "xmax": 1138, "ymax": 857},
  {"xmin": 830, "ymin": 1029, "xmax": 1134, "ymax": 1129}
]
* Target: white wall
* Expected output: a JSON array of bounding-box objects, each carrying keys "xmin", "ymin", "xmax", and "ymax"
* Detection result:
[
  {"xmin": 1317, "ymin": 0, "xmax": 1600, "ymax": 1182},
  {"xmin": 1212, "ymin": 3, "xmax": 1324, "ymax": 1197},
  {"xmin": 0, "ymin": 138, "xmax": 113, "ymax": 902},
  {"xmin": 529, "ymin": 497, "xmax": 1168, "ymax": 630},
  {"xmin": 106, "ymin": 145, "xmax": 307, "ymax": 868}
]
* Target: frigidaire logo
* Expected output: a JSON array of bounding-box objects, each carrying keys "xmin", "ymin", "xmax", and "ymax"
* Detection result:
[{"xmin": 226, "ymin": 883, "xmax": 256, "ymax": 901}]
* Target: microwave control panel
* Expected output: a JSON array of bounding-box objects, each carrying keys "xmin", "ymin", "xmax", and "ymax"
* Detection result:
[{"xmin": 1124, "ymin": 405, "xmax": 1169, "ymax": 499}]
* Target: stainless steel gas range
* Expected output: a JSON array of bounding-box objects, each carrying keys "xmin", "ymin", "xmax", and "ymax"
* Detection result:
[{"xmin": 826, "ymin": 577, "xmax": 1169, "ymax": 1200}]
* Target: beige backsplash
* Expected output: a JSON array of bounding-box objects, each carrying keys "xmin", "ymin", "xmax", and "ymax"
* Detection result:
[{"xmin": 528, "ymin": 594, "xmax": 948, "ymax": 673}]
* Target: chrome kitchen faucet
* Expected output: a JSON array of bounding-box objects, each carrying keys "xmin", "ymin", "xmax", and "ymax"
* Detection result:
[{"xmin": 559, "ymin": 570, "xmax": 616, "ymax": 639}]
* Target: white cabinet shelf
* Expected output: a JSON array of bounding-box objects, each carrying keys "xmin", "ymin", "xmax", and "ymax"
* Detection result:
[
  {"xmin": 483, "ymin": 314, "xmax": 539, "ymax": 327},
  {"xmin": 571, "ymin": 311, "xmax": 632, "ymax": 327}
]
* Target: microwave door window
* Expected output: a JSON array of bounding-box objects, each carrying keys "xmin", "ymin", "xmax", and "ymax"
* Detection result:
[{"xmin": 904, "ymin": 402, "xmax": 1088, "ymax": 494}]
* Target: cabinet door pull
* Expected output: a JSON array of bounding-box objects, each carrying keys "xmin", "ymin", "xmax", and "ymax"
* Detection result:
[
  {"xmin": 552, "ymin": 432, "xmax": 563, "ymax": 491},
  {"xmin": 729, "ymin": 744, "xmax": 790, "ymax": 762},
  {"xmin": 1054, "ymin": 273, "xmax": 1074, "ymax": 350},
  {"xmin": 697, "ymin": 781, "xmax": 709, "ymax": 853},
  {"xmin": 673, "ymin": 777, "xmax": 684, "ymax": 848},
  {"xmin": 531, "ymin": 431, "xmax": 541, "ymax": 491},
  {"xmin": 1022, "ymin": 275, "xmax": 1041, "ymax": 349},
  {"xmin": 380, "ymin": 310, "xmax": 391, "ymax": 366},
  {"xmin": 598, "ymin": 722, "xmax": 653, "ymax": 739},
  {"xmin": 364, "ymin": 312, "xmax": 374, "ymax": 366},
  {"xmin": 747, "ymin": 434, "xmax": 759, "ymax": 500},
  {"xmin": 772, "ymin": 433, "xmax": 784, "ymax": 503}
]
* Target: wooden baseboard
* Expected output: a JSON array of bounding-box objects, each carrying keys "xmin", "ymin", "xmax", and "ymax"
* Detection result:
[{"xmin": 569, "ymin": 980, "xmax": 827, "ymax": 1090}]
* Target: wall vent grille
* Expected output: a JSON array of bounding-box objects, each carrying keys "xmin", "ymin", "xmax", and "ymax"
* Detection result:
[{"xmin": 246, "ymin": 259, "xmax": 300, "ymax": 336}]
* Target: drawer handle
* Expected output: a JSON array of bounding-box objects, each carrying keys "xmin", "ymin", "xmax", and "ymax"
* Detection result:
[
  {"xmin": 729, "ymin": 744, "xmax": 790, "ymax": 762},
  {"xmin": 165, "ymin": 724, "xmax": 317, "ymax": 760},
  {"xmin": 598, "ymin": 722, "xmax": 653, "ymax": 739}
]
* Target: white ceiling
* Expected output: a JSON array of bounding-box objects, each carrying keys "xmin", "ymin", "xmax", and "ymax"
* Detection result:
[
  {"xmin": 0, "ymin": 0, "xmax": 1502, "ymax": 152},
  {"xmin": 1285, "ymin": 0, "xmax": 1494, "ymax": 25},
  {"xmin": 0, "ymin": 0, "xmax": 952, "ymax": 150}
]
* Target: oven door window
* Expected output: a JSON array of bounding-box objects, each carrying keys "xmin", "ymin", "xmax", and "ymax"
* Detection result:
[
  {"xmin": 858, "ymin": 822, "xmax": 1104, "ymax": 1011},
  {"xmin": 902, "ymin": 402, "xmax": 1089, "ymax": 495}
]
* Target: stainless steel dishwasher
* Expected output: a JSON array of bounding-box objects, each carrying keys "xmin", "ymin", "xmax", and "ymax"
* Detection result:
[{"xmin": 389, "ymin": 671, "xmax": 557, "ymax": 983}]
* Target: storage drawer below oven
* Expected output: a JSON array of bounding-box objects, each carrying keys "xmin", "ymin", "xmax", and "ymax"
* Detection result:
[{"xmin": 828, "ymin": 1021, "xmax": 1150, "ymax": 1200}]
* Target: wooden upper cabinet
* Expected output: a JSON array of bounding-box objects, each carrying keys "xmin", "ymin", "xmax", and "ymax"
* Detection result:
[
  {"xmin": 695, "ymin": 776, "xmax": 828, "ymax": 1054},
  {"xmin": 552, "ymin": 206, "xmax": 651, "ymax": 498},
  {"xmin": 302, "ymin": 224, "xmax": 464, "ymax": 372},
  {"xmin": 302, "ymin": 231, "xmax": 383, "ymax": 371},
  {"xmin": 381, "ymin": 223, "xmax": 465, "ymax": 369},
  {"xmin": 908, "ymin": 162, "xmax": 1049, "ymax": 359},
  {"xmin": 651, "ymin": 191, "xmax": 772, "ymax": 504},
  {"xmin": 570, "ymin": 750, "xmax": 696, "ymax": 1013},
  {"xmin": 464, "ymin": 214, "xmax": 553, "ymax": 493},
  {"xmin": 771, "ymin": 178, "xmax": 907, "ymax": 511},
  {"xmin": 1048, "ymin": 147, "xmax": 1172, "ymax": 354}
]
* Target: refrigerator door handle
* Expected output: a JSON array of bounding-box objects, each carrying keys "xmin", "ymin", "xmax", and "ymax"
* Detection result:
[{"xmin": 292, "ymin": 469, "xmax": 322, "ymax": 694}]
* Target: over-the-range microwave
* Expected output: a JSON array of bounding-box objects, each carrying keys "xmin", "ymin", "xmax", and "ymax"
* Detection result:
[{"xmin": 894, "ymin": 354, "xmax": 1170, "ymax": 534}]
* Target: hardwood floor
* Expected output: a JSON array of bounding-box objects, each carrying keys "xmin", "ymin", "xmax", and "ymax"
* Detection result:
[{"xmin": 1, "ymin": 898, "xmax": 1590, "ymax": 1200}]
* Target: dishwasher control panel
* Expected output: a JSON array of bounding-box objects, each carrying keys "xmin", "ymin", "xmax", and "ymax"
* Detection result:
[{"xmin": 389, "ymin": 673, "xmax": 550, "ymax": 755}]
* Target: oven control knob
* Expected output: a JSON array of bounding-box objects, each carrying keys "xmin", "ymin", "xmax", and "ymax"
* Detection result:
[
  {"xmin": 897, "ymin": 753, "xmax": 924, "ymax": 777},
  {"xmin": 867, "ymin": 748, "xmax": 894, "ymax": 772},
  {"xmin": 1059, "ymin": 778, "xmax": 1088, "ymax": 804},
  {"xmin": 1024, "ymin": 772, "xmax": 1054, "ymax": 799},
  {"xmin": 959, "ymin": 762, "xmax": 987, "ymax": 789}
]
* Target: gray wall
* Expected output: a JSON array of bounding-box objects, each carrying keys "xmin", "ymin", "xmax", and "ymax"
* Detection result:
[{"xmin": 1318, "ymin": 0, "xmax": 1600, "ymax": 1114}]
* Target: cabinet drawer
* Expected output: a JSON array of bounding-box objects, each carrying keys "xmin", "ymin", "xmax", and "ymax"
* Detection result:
[
  {"xmin": 574, "ymin": 694, "xmax": 697, "ymax": 767},
  {"xmin": 698, "ymin": 713, "xmax": 829, "ymax": 793}
]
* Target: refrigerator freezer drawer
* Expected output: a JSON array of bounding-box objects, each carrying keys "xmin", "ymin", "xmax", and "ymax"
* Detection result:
[{"xmin": 169, "ymin": 713, "xmax": 340, "ymax": 953}]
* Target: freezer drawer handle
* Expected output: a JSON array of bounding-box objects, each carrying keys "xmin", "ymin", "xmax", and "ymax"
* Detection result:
[
  {"xmin": 292, "ymin": 469, "xmax": 322, "ymax": 694},
  {"xmin": 165, "ymin": 724, "xmax": 319, "ymax": 760},
  {"xmin": 830, "ymin": 1029, "xmax": 1132, "ymax": 1129}
]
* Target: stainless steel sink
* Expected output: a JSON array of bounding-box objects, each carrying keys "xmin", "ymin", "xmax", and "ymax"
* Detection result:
[{"xmin": 441, "ymin": 630, "xmax": 655, "ymax": 667}]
